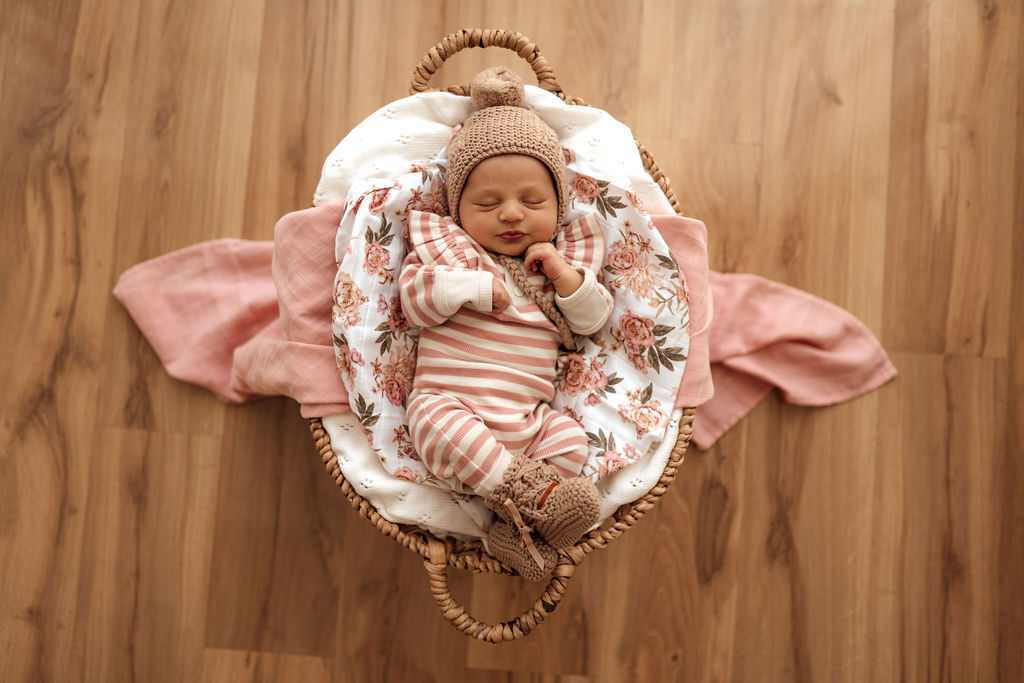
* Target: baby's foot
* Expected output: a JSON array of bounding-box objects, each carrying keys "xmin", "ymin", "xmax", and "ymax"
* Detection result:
[
  {"xmin": 486, "ymin": 518, "xmax": 558, "ymax": 581},
  {"xmin": 484, "ymin": 454, "xmax": 600, "ymax": 550}
]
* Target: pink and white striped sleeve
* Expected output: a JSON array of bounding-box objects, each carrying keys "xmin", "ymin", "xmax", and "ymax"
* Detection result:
[
  {"xmin": 399, "ymin": 211, "xmax": 495, "ymax": 328},
  {"xmin": 556, "ymin": 214, "xmax": 606, "ymax": 273},
  {"xmin": 554, "ymin": 214, "xmax": 613, "ymax": 334},
  {"xmin": 398, "ymin": 254, "xmax": 494, "ymax": 328}
]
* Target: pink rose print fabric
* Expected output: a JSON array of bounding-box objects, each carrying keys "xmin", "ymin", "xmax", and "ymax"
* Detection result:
[
  {"xmin": 333, "ymin": 146, "xmax": 689, "ymax": 487},
  {"xmin": 550, "ymin": 153, "xmax": 690, "ymax": 481}
]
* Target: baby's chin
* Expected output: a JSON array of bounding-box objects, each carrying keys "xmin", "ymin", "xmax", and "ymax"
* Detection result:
[
  {"xmin": 500, "ymin": 244, "xmax": 550, "ymax": 259},
  {"xmin": 491, "ymin": 245, "xmax": 529, "ymax": 257},
  {"xmin": 487, "ymin": 236, "xmax": 537, "ymax": 257}
]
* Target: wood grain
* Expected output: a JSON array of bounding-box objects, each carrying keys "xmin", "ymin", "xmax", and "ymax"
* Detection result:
[{"xmin": 2, "ymin": 0, "xmax": 1021, "ymax": 681}]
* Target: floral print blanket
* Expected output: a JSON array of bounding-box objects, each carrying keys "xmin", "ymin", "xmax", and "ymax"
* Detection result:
[{"xmin": 332, "ymin": 147, "xmax": 690, "ymax": 488}]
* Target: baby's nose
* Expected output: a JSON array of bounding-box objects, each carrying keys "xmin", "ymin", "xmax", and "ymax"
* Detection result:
[{"xmin": 499, "ymin": 202, "xmax": 524, "ymax": 221}]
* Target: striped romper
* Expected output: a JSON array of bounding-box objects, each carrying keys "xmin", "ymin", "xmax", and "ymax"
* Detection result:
[{"xmin": 400, "ymin": 210, "xmax": 613, "ymax": 497}]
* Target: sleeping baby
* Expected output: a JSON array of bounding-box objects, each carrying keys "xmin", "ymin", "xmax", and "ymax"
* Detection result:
[{"xmin": 399, "ymin": 67, "xmax": 614, "ymax": 579}]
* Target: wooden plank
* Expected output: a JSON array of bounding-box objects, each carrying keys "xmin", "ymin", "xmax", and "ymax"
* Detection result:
[
  {"xmin": 205, "ymin": 403, "xmax": 343, "ymax": 657},
  {"xmin": 242, "ymin": 0, "xmax": 350, "ymax": 229},
  {"xmin": 873, "ymin": 353, "xmax": 1007, "ymax": 681},
  {"xmin": 755, "ymin": 0, "xmax": 893, "ymax": 329},
  {"xmin": 884, "ymin": 0, "xmax": 1018, "ymax": 356},
  {"xmin": 1, "ymin": 2, "xmax": 136, "ymax": 681},
  {"xmin": 201, "ymin": 648, "xmax": 330, "ymax": 683},
  {"xmin": 636, "ymin": 0, "xmax": 774, "ymax": 145},
  {"xmin": 38, "ymin": 429, "xmax": 220, "ymax": 681},
  {"xmin": 1001, "ymin": 17, "xmax": 1024, "ymax": 678}
]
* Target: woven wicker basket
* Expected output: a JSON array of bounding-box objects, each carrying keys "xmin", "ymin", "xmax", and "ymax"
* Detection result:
[{"xmin": 309, "ymin": 28, "xmax": 697, "ymax": 643}]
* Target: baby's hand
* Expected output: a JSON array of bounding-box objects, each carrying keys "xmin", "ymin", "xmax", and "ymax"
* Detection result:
[
  {"xmin": 524, "ymin": 242, "xmax": 569, "ymax": 281},
  {"xmin": 491, "ymin": 278, "xmax": 511, "ymax": 313},
  {"xmin": 525, "ymin": 242, "xmax": 583, "ymax": 297}
]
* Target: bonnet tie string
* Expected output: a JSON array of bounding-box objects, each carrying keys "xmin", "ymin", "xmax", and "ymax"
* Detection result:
[
  {"xmin": 495, "ymin": 253, "xmax": 577, "ymax": 350},
  {"xmin": 502, "ymin": 498, "xmax": 547, "ymax": 570}
]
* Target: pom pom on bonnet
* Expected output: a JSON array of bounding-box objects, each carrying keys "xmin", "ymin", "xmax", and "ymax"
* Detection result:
[{"xmin": 445, "ymin": 66, "xmax": 567, "ymax": 226}]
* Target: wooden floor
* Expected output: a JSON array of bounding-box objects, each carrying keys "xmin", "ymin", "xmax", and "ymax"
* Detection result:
[{"xmin": 2, "ymin": 1, "xmax": 1021, "ymax": 681}]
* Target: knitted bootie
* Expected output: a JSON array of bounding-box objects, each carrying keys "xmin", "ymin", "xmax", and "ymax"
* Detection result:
[
  {"xmin": 486, "ymin": 519, "xmax": 558, "ymax": 582},
  {"xmin": 484, "ymin": 454, "xmax": 600, "ymax": 551}
]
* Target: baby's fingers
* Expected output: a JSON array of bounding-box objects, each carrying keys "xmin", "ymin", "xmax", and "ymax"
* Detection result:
[{"xmin": 524, "ymin": 243, "xmax": 546, "ymax": 271}]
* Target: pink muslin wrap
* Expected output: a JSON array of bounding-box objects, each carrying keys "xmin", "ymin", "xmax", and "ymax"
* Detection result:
[{"xmin": 113, "ymin": 203, "xmax": 895, "ymax": 449}]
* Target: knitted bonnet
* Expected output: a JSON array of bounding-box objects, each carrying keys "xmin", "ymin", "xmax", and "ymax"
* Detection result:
[{"xmin": 446, "ymin": 66, "xmax": 567, "ymax": 225}]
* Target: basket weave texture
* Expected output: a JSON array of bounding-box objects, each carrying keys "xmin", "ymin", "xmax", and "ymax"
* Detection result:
[{"xmin": 310, "ymin": 28, "xmax": 697, "ymax": 643}]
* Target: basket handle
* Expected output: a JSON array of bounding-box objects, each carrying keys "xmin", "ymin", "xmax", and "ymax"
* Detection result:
[
  {"xmin": 409, "ymin": 28, "xmax": 580, "ymax": 103},
  {"xmin": 423, "ymin": 538, "xmax": 578, "ymax": 642}
]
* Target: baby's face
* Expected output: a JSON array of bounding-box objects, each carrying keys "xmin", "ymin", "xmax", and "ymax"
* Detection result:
[{"xmin": 458, "ymin": 154, "xmax": 558, "ymax": 256}]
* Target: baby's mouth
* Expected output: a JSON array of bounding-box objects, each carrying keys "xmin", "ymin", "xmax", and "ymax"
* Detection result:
[{"xmin": 499, "ymin": 231, "xmax": 526, "ymax": 241}]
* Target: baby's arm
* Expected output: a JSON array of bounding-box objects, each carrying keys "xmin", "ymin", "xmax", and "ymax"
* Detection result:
[
  {"xmin": 399, "ymin": 253, "xmax": 507, "ymax": 327},
  {"xmin": 524, "ymin": 242, "xmax": 613, "ymax": 335}
]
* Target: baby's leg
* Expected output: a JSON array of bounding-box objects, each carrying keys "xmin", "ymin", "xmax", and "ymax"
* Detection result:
[
  {"xmin": 405, "ymin": 392, "xmax": 514, "ymax": 497},
  {"xmin": 524, "ymin": 404, "xmax": 589, "ymax": 479},
  {"xmin": 483, "ymin": 405, "xmax": 598, "ymax": 551}
]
